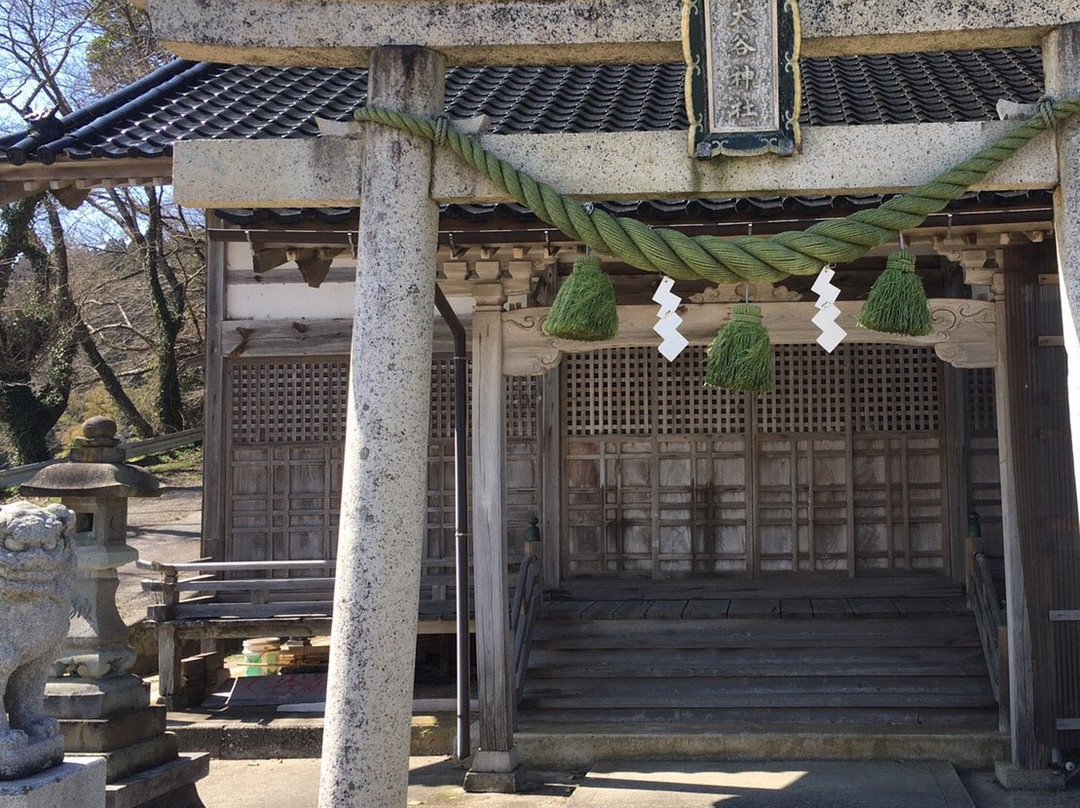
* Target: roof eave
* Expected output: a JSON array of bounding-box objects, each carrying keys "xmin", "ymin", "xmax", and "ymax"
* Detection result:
[{"xmin": 0, "ymin": 155, "xmax": 174, "ymax": 206}]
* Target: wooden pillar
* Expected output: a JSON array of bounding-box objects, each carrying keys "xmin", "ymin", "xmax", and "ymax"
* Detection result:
[
  {"xmin": 1045, "ymin": 23, "xmax": 1080, "ymax": 548},
  {"xmin": 202, "ymin": 218, "xmax": 226, "ymax": 561},
  {"xmin": 992, "ymin": 269, "xmax": 1041, "ymax": 768},
  {"xmin": 464, "ymin": 284, "xmax": 524, "ymax": 793},
  {"xmin": 539, "ymin": 365, "xmax": 562, "ymax": 589},
  {"xmin": 1043, "ymin": 26, "xmax": 1080, "ymax": 768},
  {"xmin": 994, "ymin": 243, "xmax": 1080, "ymax": 773},
  {"xmin": 317, "ymin": 45, "xmax": 444, "ymax": 808}
]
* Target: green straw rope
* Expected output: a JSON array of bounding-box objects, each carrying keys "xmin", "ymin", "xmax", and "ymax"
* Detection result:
[{"xmin": 355, "ymin": 98, "xmax": 1080, "ymax": 284}]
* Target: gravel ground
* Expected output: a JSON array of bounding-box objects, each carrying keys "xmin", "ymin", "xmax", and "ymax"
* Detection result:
[{"xmin": 119, "ymin": 483, "xmax": 204, "ymax": 625}]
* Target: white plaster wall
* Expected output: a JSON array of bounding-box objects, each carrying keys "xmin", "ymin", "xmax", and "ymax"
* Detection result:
[
  {"xmin": 221, "ymin": 241, "xmax": 476, "ymax": 323},
  {"xmin": 227, "ymin": 281, "xmax": 356, "ymax": 320},
  {"xmin": 225, "ymin": 241, "xmax": 356, "ymax": 320}
]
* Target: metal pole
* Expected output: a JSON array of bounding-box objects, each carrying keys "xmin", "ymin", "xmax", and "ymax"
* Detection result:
[{"xmin": 435, "ymin": 285, "xmax": 471, "ymax": 759}]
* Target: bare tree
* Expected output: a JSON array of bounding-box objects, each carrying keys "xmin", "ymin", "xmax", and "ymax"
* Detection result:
[
  {"xmin": 0, "ymin": 195, "xmax": 78, "ymax": 462},
  {"xmin": 0, "ymin": 0, "xmax": 205, "ymax": 449}
]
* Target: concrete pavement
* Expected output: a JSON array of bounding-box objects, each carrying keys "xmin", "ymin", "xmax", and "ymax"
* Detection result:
[
  {"xmin": 120, "ymin": 488, "xmax": 1080, "ymax": 808},
  {"xmin": 194, "ymin": 757, "xmax": 1080, "ymax": 808}
]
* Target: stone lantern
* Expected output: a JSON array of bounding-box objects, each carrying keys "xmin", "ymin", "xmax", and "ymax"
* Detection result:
[
  {"xmin": 19, "ymin": 417, "xmax": 208, "ymax": 808},
  {"xmin": 21, "ymin": 416, "xmax": 160, "ymax": 679}
]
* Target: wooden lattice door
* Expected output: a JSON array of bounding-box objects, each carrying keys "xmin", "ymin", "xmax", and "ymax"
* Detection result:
[
  {"xmin": 561, "ymin": 344, "xmax": 950, "ymax": 579},
  {"xmin": 563, "ymin": 347, "xmax": 750, "ymax": 577},
  {"xmin": 225, "ymin": 356, "xmax": 541, "ymax": 565}
]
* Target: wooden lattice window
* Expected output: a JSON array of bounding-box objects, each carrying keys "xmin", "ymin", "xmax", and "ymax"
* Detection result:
[
  {"xmin": 851, "ymin": 346, "xmax": 940, "ymax": 432},
  {"xmin": 426, "ymin": 356, "xmax": 538, "ymax": 440},
  {"xmin": 757, "ymin": 345, "xmax": 849, "ymax": 433},
  {"xmin": 965, "ymin": 368, "xmax": 998, "ymax": 435},
  {"xmin": 564, "ymin": 348, "xmax": 652, "ymax": 437},
  {"xmin": 428, "ymin": 356, "xmax": 460, "ymax": 440},
  {"xmin": 231, "ymin": 361, "xmax": 349, "ymax": 445},
  {"xmin": 228, "ymin": 356, "xmax": 540, "ymax": 563},
  {"xmin": 564, "ymin": 345, "xmax": 940, "ymax": 438},
  {"xmin": 656, "ymin": 347, "xmax": 747, "ymax": 434},
  {"xmin": 506, "ymin": 375, "xmax": 539, "ymax": 439}
]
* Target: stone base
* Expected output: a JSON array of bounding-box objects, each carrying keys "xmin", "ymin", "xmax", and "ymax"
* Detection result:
[
  {"xmin": 463, "ymin": 748, "xmax": 524, "ymax": 794},
  {"xmin": 0, "ymin": 731, "xmax": 65, "ymax": 780},
  {"xmin": 91, "ymin": 735, "xmax": 179, "ymax": 782},
  {"xmin": 104, "ymin": 752, "xmax": 209, "ymax": 808},
  {"xmin": 0, "ymin": 758, "xmax": 105, "ymax": 808},
  {"xmin": 59, "ymin": 706, "xmax": 165, "ymax": 752},
  {"xmin": 45, "ymin": 676, "xmax": 148, "ymax": 720},
  {"xmin": 462, "ymin": 765, "xmax": 525, "ymax": 793},
  {"xmin": 994, "ymin": 761, "xmax": 1066, "ymax": 791},
  {"xmin": 127, "ymin": 783, "xmax": 204, "ymax": 808}
]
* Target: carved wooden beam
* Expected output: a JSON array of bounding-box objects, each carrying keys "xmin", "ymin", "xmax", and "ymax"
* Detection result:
[
  {"xmin": 220, "ymin": 317, "xmax": 460, "ymax": 358},
  {"xmin": 502, "ymin": 299, "xmax": 997, "ymax": 375}
]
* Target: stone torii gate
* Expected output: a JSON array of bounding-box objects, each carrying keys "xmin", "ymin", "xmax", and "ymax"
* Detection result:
[{"xmin": 135, "ymin": 0, "xmax": 1080, "ymax": 805}]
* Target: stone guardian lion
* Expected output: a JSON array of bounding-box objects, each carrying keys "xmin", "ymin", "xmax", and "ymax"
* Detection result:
[{"xmin": 0, "ymin": 502, "xmax": 75, "ymax": 779}]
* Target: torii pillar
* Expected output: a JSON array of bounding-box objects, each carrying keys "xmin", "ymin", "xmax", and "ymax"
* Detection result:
[
  {"xmin": 1046, "ymin": 25, "xmax": 1080, "ymax": 518},
  {"xmin": 318, "ymin": 45, "xmax": 445, "ymax": 808}
]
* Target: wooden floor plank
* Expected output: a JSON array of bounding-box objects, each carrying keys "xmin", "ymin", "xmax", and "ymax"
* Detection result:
[
  {"xmin": 682, "ymin": 599, "xmax": 731, "ymax": 619},
  {"xmin": 728, "ymin": 599, "xmax": 781, "ymax": 618},
  {"xmin": 780, "ymin": 598, "xmax": 814, "ymax": 619},
  {"xmin": 579, "ymin": 600, "xmax": 623, "ymax": 620},
  {"xmin": 645, "ymin": 600, "xmax": 688, "ymax": 619},
  {"xmin": 811, "ymin": 598, "xmax": 851, "ymax": 618},
  {"xmin": 543, "ymin": 600, "xmax": 595, "ymax": 619},
  {"xmin": 611, "ymin": 600, "xmax": 652, "ymax": 619},
  {"xmin": 557, "ymin": 573, "xmax": 962, "ymax": 603},
  {"xmin": 937, "ymin": 596, "xmax": 970, "ymax": 615},
  {"xmin": 894, "ymin": 598, "xmax": 953, "ymax": 617},
  {"xmin": 849, "ymin": 598, "xmax": 901, "ymax": 617}
]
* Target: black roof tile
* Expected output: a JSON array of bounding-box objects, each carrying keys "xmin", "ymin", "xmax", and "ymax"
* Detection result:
[
  {"xmin": 0, "ymin": 48, "xmax": 1044, "ymax": 166},
  {"xmin": 213, "ymin": 188, "xmax": 1051, "ymax": 230}
]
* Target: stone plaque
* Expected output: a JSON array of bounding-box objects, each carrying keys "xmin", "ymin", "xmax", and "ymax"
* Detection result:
[{"xmin": 683, "ymin": 0, "xmax": 801, "ymax": 157}]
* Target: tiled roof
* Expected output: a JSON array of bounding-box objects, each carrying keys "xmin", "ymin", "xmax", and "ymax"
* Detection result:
[
  {"xmin": 216, "ymin": 189, "xmax": 1053, "ymax": 228},
  {"xmin": 0, "ymin": 48, "xmax": 1044, "ymax": 166}
]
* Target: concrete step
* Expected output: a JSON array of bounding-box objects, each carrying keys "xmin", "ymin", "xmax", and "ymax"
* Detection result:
[
  {"xmin": 514, "ymin": 725, "xmax": 1010, "ymax": 770},
  {"xmin": 167, "ymin": 712, "xmax": 463, "ymax": 759}
]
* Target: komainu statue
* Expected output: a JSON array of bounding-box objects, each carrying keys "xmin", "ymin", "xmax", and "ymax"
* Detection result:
[{"xmin": 0, "ymin": 502, "xmax": 75, "ymax": 779}]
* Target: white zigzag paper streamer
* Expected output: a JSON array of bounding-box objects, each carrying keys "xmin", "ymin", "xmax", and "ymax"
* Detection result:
[
  {"xmin": 811, "ymin": 266, "xmax": 846, "ymax": 352},
  {"xmin": 653, "ymin": 277, "xmax": 688, "ymax": 361}
]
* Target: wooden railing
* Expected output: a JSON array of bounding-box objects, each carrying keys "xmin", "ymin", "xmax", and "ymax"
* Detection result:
[
  {"xmin": 510, "ymin": 552, "xmax": 542, "ymax": 706},
  {"xmin": 969, "ymin": 545, "xmax": 1009, "ymax": 730},
  {"xmin": 0, "ymin": 427, "xmax": 203, "ymax": 489}
]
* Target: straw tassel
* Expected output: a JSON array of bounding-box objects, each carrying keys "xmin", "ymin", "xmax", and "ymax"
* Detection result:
[
  {"xmin": 856, "ymin": 249, "xmax": 932, "ymax": 336},
  {"xmin": 542, "ymin": 255, "xmax": 618, "ymax": 341},
  {"xmin": 704, "ymin": 303, "xmax": 774, "ymax": 393}
]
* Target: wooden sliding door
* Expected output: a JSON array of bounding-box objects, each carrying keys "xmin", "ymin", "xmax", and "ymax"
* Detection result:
[{"xmin": 561, "ymin": 344, "xmax": 950, "ymax": 579}]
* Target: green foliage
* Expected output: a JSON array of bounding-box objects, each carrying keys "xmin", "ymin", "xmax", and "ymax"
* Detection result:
[
  {"xmin": 542, "ymin": 256, "xmax": 619, "ymax": 341},
  {"xmin": 705, "ymin": 303, "xmax": 774, "ymax": 393},
  {"xmin": 856, "ymin": 249, "xmax": 933, "ymax": 337},
  {"xmin": 130, "ymin": 444, "xmax": 203, "ymax": 484}
]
